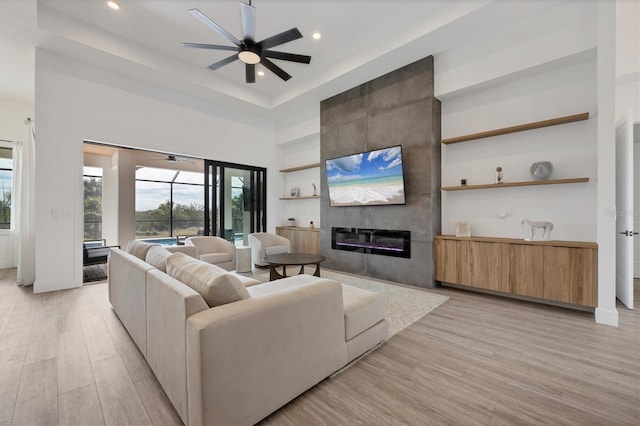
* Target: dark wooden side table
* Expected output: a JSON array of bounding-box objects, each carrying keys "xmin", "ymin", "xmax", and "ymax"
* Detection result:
[{"xmin": 262, "ymin": 253, "xmax": 326, "ymax": 281}]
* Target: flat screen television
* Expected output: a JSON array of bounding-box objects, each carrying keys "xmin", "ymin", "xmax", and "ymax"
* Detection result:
[{"xmin": 325, "ymin": 145, "xmax": 406, "ymax": 207}]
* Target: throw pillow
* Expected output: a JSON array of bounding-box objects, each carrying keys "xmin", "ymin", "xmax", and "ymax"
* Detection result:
[
  {"xmin": 126, "ymin": 240, "xmax": 156, "ymax": 260},
  {"xmin": 145, "ymin": 245, "xmax": 172, "ymax": 272},
  {"xmin": 166, "ymin": 252, "xmax": 250, "ymax": 307}
]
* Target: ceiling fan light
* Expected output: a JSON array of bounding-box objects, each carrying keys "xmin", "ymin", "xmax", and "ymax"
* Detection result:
[
  {"xmin": 107, "ymin": 1, "xmax": 120, "ymax": 10},
  {"xmin": 238, "ymin": 50, "xmax": 261, "ymax": 64}
]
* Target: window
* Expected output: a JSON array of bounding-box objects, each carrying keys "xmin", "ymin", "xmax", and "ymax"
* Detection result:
[
  {"xmin": 83, "ymin": 166, "xmax": 103, "ymax": 240},
  {"xmin": 135, "ymin": 167, "xmax": 205, "ymax": 241},
  {"xmin": 0, "ymin": 148, "xmax": 13, "ymax": 230}
]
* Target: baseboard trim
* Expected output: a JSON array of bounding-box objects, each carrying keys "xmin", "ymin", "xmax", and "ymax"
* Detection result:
[{"xmin": 595, "ymin": 307, "xmax": 619, "ymax": 327}]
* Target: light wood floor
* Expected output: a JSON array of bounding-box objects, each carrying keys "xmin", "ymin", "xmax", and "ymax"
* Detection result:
[{"xmin": 1, "ymin": 269, "xmax": 638, "ymax": 426}]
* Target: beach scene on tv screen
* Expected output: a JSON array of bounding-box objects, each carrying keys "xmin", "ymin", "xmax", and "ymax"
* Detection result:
[{"xmin": 326, "ymin": 146, "xmax": 406, "ymax": 206}]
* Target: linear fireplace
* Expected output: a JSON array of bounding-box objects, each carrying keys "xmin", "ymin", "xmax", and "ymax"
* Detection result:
[{"xmin": 331, "ymin": 227, "xmax": 411, "ymax": 258}]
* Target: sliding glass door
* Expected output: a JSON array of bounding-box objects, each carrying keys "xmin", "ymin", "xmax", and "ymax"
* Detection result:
[{"xmin": 205, "ymin": 160, "xmax": 266, "ymax": 246}]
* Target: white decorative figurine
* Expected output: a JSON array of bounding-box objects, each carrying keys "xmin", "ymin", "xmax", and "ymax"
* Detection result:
[{"xmin": 520, "ymin": 217, "xmax": 553, "ymax": 241}]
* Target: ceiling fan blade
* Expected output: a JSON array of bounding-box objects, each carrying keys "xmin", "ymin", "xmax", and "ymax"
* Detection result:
[
  {"xmin": 240, "ymin": 2, "xmax": 256, "ymax": 41},
  {"xmin": 261, "ymin": 58, "xmax": 291, "ymax": 81},
  {"xmin": 246, "ymin": 64, "xmax": 256, "ymax": 83},
  {"xmin": 257, "ymin": 28, "xmax": 302, "ymax": 50},
  {"xmin": 207, "ymin": 54, "xmax": 239, "ymax": 70},
  {"xmin": 180, "ymin": 42, "xmax": 238, "ymax": 51},
  {"xmin": 263, "ymin": 50, "xmax": 311, "ymax": 64},
  {"xmin": 188, "ymin": 8, "xmax": 241, "ymax": 46}
]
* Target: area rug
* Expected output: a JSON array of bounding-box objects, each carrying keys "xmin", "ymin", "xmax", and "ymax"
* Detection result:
[
  {"xmin": 83, "ymin": 264, "xmax": 108, "ymax": 284},
  {"xmin": 319, "ymin": 270, "xmax": 448, "ymax": 337}
]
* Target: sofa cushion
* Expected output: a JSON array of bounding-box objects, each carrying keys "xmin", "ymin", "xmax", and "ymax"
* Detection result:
[
  {"xmin": 166, "ymin": 252, "xmax": 250, "ymax": 307},
  {"xmin": 146, "ymin": 245, "xmax": 172, "ymax": 272},
  {"xmin": 342, "ymin": 285, "xmax": 386, "ymax": 341},
  {"xmin": 264, "ymin": 245, "xmax": 288, "ymax": 255},
  {"xmin": 166, "ymin": 245, "xmax": 198, "ymax": 258},
  {"xmin": 127, "ymin": 240, "xmax": 157, "ymax": 260},
  {"xmin": 247, "ymin": 274, "xmax": 325, "ymax": 297},
  {"xmin": 199, "ymin": 252, "xmax": 233, "ymax": 264}
]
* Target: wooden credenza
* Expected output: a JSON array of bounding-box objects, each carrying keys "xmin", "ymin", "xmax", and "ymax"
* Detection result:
[
  {"xmin": 434, "ymin": 235, "xmax": 598, "ymax": 307},
  {"xmin": 275, "ymin": 226, "xmax": 321, "ymax": 254}
]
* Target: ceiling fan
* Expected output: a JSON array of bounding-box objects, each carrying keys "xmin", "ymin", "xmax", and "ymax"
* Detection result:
[
  {"xmin": 149, "ymin": 154, "xmax": 195, "ymax": 165},
  {"xmin": 181, "ymin": 1, "xmax": 311, "ymax": 83}
]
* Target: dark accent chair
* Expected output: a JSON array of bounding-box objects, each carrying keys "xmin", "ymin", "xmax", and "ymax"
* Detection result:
[{"xmin": 83, "ymin": 239, "xmax": 117, "ymax": 266}]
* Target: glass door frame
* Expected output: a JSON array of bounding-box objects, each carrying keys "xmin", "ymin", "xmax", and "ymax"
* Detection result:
[{"xmin": 204, "ymin": 160, "xmax": 267, "ymax": 238}]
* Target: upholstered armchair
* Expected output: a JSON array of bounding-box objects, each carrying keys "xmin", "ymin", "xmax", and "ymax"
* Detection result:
[
  {"xmin": 185, "ymin": 236, "xmax": 236, "ymax": 271},
  {"xmin": 248, "ymin": 233, "xmax": 291, "ymax": 267}
]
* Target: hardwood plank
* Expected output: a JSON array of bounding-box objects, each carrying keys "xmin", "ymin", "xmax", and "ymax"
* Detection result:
[
  {"xmin": 58, "ymin": 383, "xmax": 105, "ymax": 426},
  {"xmin": 105, "ymin": 323, "xmax": 153, "ymax": 383},
  {"xmin": 57, "ymin": 330, "xmax": 95, "ymax": 395},
  {"xmin": 24, "ymin": 316, "xmax": 57, "ymax": 364},
  {"xmin": 12, "ymin": 358, "xmax": 58, "ymax": 426},
  {"xmin": 89, "ymin": 289, "xmax": 153, "ymax": 383},
  {"xmin": 0, "ymin": 325, "xmax": 31, "ymax": 351},
  {"xmin": 134, "ymin": 376, "xmax": 183, "ymax": 426},
  {"xmin": 2, "ymin": 304, "xmax": 34, "ymax": 332},
  {"xmin": 92, "ymin": 353, "xmax": 152, "ymax": 426},
  {"xmin": 441, "ymin": 112, "xmax": 590, "ymax": 144},
  {"xmin": 56, "ymin": 302, "xmax": 82, "ymax": 334},
  {"xmin": 81, "ymin": 312, "xmax": 118, "ymax": 362},
  {"xmin": 0, "ymin": 271, "xmax": 637, "ymax": 426},
  {"xmin": 0, "ymin": 344, "xmax": 27, "ymax": 422}
]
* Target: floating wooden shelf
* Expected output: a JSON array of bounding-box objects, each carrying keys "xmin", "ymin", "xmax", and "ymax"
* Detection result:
[
  {"xmin": 279, "ymin": 163, "xmax": 321, "ymax": 173},
  {"xmin": 441, "ymin": 177, "xmax": 589, "ymax": 191},
  {"xmin": 279, "ymin": 196, "xmax": 320, "ymax": 200},
  {"xmin": 441, "ymin": 112, "xmax": 590, "ymax": 144}
]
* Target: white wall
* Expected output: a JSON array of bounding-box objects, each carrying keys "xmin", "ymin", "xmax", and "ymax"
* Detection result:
[
  {"xmin": 35, "ymin": 50, "xmax": 277, "ymax": 293},
  {"xmin": 441, "ymin": 58, "xmax": 597, "ymax": 241},
  {"xmin": 277, "ymin": 135, "xmax": 321, "ymax": 228},
  {"xmin": 275, "ymin": 0, "xmax": 621, "ymax": 324},
  {"xmin": 635, "ymin": 124, "xmax": 640, "ymax": 278},
  {"xmin": 615, "ymin": 0, "xmax": 640, "ymax": 279},
  {"xmin": 615, "ymin": 0, "xmax": 640, "ymax": 123}
]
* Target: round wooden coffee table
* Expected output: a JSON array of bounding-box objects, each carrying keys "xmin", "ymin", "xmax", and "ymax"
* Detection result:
[{"xmin": 263, "ymin": 253, "xmax": 326, "ymax": 281}]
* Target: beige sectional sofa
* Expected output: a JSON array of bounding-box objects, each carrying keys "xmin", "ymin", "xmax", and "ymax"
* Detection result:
[{"xmin": 108, "ymin": 241, "xmax": 388, "ymax": 426}]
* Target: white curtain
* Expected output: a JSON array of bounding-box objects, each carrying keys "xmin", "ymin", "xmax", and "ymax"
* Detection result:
[{"xmin": 14, "ymin": 121, "xmax": 36, "ymax": 286}]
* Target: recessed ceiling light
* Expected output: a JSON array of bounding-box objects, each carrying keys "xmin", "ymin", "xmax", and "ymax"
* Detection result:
[
  {"xmin": 107, "ymin": 1, "xmax": 120, "ymax": 11},
  {"xmin": 312, "ymin": 32, "xmax": 322, "ymax": 40},
  {"xmin": 257, "ymin": 70, "xmax": 265, "ymax": 77}
]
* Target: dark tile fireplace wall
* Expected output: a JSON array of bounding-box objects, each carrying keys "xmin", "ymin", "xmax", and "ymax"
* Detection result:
[{"xmin": 320, "ymin": 56, "xmax": 441, "ymax": 288}]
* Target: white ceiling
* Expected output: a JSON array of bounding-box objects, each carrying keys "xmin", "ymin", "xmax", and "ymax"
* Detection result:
[{"xmin": 1, "ymin": 0, "xmax": 533, "ymax": 119}]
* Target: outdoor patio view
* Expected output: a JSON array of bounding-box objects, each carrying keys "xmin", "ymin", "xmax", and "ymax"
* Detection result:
[
  {"xmin": 135, "ymin": 167, "xmax": 205, "ymax": 241},
  {"xmin": 83, "ymin": 166, "xmax": 102, "ymax": 241},
  {"xmin": 0, "ymin": 147, "xmax": 13, "ymax": 230},
  {"xmin": 83, "ymin": 165, "xmax": 249, "ymax": 245}
]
